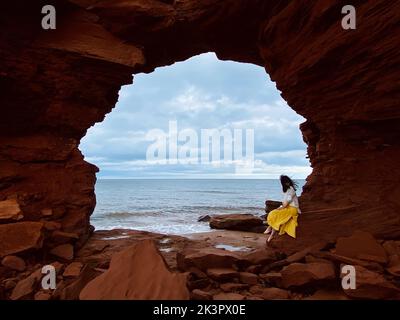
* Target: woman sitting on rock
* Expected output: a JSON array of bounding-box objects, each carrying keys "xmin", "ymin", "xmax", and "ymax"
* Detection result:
[{"xmin": 264, "ymin": 175, "xmax": 301, "ymax": 243}]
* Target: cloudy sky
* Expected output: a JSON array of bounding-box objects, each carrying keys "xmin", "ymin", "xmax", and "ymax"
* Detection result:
[{"xmin": 80, "ymin": 53, "xmax": 311, "ymax": 179}]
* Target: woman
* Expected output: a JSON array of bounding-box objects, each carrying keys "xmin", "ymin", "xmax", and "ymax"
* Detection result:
[{"xmin": 264, "ymin": 175, "xmax": 301, "ymax": 243}]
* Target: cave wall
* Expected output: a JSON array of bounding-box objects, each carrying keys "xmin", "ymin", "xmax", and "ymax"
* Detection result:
[{"xmin": 0, "ymin": 0, "xmax": 399, "ymax": 256}]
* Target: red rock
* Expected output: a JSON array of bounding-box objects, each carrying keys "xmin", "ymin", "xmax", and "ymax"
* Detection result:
[
  {"xmin": 342, "ymin": 265, "xmax": 400, "ymax": 300},
  {"xmin": 51, "ymin": 231, "xmax": 80, "ymax": 244},
  {"xmin": 387, "ymin": 263, "xmax": 400, "ymax": 277},
  {"xmin": 43, "ymin": 221, "xmax": 62, "ymax": 231},
  {"xmin": 57, "ymin": 265, "xmax": 100, "ymax": 300},
  {"xmin": 242, "ymin": 248, "xmax": 277, "ymax": 266},
  {"xmin": 206, "ymin": 268, "xmax": 239, "ymax": 282},
  {"xmin": 312, "ymin": 251, "xmax": 384, "ymax": 272},
  {"xmin": 0, "ymin": 222, "xmax": 44, "ymax": 257},
  {"xmin": 187, "ymin": 278, "xmax": 210, "ymax": 291},
  {"xmin": 209, "ymin": 214, "xmax": 263, "ymax": 232},
  {"xmin": 191, "ymin": 289, "xmax": 212, "ymax": 300},
  {"xmin": 245, "ymin": 265, "xmax": 262, "ymax": 274},
  {"xmin": 305, "ymin": 289, "xmax": 350, "ymax": 300},
  {"xmin": 50, "ymin": 261, "xmax": 64, "ymax": 274},
  {"xmin": 41, "ymin": 208, "xmax": 53, "ymax": 217},
  {"xmin": 245, "ymin": 295, "xmax": 263, "ymax": 300},
  {"xmin": 34, "ymin": 291, "xmax": 52, "ymax": 300},
  {"xmin": 213, "ymin": 292, "xmax": 245, "ymax": 300},
  {"xmin": 1, "ymin": 255, "xmax": 26, "ymax": 271},
  {"xmin": 258, "ymin": 287, "xmax": 289, "ymax": 300},
  {"xmin": 259, "ymin": 272, "xmax": 282, "ymax": 287},
  {"xmin": 177, "ymin": 248, "xmax": 241, "ymax": 271},
  {"xmin": 335, "ymin": 231, "xmax": 387, "ymax": 264},
  {"xmin": 198, "ymin": 215, "xmax": 211, "ymax": 222},
  {"xmin": 63, "ymin": 262, "xmax": 83, "ymax": 277},
  {"xmin": 382, "ymin": 241, "xmax": 400, "ymax": 276},
  {"xmin": 3, "ymin": 279, "xmax": 17, "ymax": 291},
  {"xmin": 187, "ymin": 267, "xmax": 208, "ymax": 279},
  {"xmin": 50, "ymin": 244, "xmax": 74, "ymax": 261},
  {"xmin": 220, "ymin": 283, "xmax": 249, "ymax": 292},
  {"xmin": 239, "ymin": 272, "xmax": 258, "ymax": 285},
  {"xmin": 305, "ymin": 255, "xmax": 332, "ymax": 265},
  {"xmin": 281, "ymin": 262, "xmax": 336, "ymax": 288},
  {"xmin": 10, "ymin": 268, "xmax": 42, "ymax": 300},
  {"xmin": 80, "ymin": 240, "xmax": 189, "ymax": 300},
  {"xmin": 0, "ymin": 0, "xmax": 398, "ymax": 255},
  {"xmin": 0, "ymin": 199, "xmax": 23, "ymax": 220},
  {"xmin": 265, "ymin": 200, "xmax": 282, "ymax": 213}
]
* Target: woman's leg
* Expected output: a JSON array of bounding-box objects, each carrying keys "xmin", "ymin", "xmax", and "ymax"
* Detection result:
[
  {"xmin": 267, "ymin": 229, "xmax": 276, "ymax": 242},
  {"xmin": 264, "ymin": 226, "xmax": 272, "ymax": 234}
]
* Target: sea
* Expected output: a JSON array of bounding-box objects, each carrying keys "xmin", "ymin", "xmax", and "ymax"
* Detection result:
[{"xmin": 91, "ymin": 179, "xmax": 306, "ymax": 235}]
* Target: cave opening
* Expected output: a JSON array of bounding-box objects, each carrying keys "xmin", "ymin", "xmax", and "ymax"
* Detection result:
[{"xmin": 80, "ymin": 52, "xmax": 311, "ymax": 235}]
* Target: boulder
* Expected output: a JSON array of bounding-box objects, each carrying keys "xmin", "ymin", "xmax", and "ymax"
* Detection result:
[
  {"xmin": 191, "ymin": 289, "xmax": 212, "ymax": 300},
  {"xmin": 342, "ymin": 265, "xmax": 400, "ymax": 299},
  {"xmin": 239, "ymin": 272, "xmax": 259, "ymax": 285},
  {"xmin": 41, "ymin": 208, "xmax": 53, "ymax": 217},
  {"xmin": 10, "ymin": 268, "xmax": 42, "ymax": 300},
  {"xmin": 51, "ymin": 231, "xmax": 79, "ymax": 244},
  {"xmin": 80, "ymin": 239, "xmax": 189, "ymax": 300},
  {"xmin": 242, "ymin": 248, "xmax": 277, "ymax": 266},
  {"xmin": 177, "ymin": 247, "xmax": 242, "ymax": 271},
  {"xmin": 312, "ymin": 251, "xmax": 384, "ymax": 272},
  {"xmin": 50, "ymin": 244, "xmax": 74, "ymax": 261},
  {"xmin": 3, "ymin": 279, "xmax": 17, "ymax": 291},
  {"xmin": 187, "ymin": 267, "xmax": 208, "ymax": 279},
  {"xmin": 1, "ymin": 255, "xmax": 26, "ymax": 271},
  {"xmin": 265, "ymin": 200, "xmax": 282, "ymax": 213},
  {"xmin": 254, "ymin": 287, "xmax": 289, "ymax": 300},
  {"xmin": 43, "ymin": 221, "xmax": 62, "ymax": 231},
  {"xmin": 259, "ymin": 272, "xmax": 283, "ymax": 287},
  {"xmin": 281, "ymin": 262, "xmax": 336, "ymax": 288},
  {"xmin": 261, "ymin": 241, "xmax": 328, "ymax": 273},
  {"xmin": 387, "ymin": 262, "xmax": 400, "ymax": 277},
  {"xmin": 198, "ymin": 215, "xmax": 211, "ymax": 222},
  {"xmin": 209, "ymin": 214, "xmax": 264, "ymax": 232},
  {"xmin": 305, "ymin": 289, "xmax": 350, "ymax": 300},
  {"xmin": 213, "ymin": 292, "xmax": 246, "ymax": 300},
  {"xmin": 335, "ymin": 231, "xmax": 387, "ymax": 264},
  {"xmin": 220, "ymin": 283, "xmax": 249, "ymax": 292},
  {"xmin": 0, "ymin": 199, "xmax": 23, "ymax": 220},
  {"xmin": 63, "ymin": 262, "xmax": 83, "ymax": 277},
  {"xmin": 34, "ymin": 291, "xmax": 52, "ymax": 300},
  {"xmin": 206, "ymin": 268, "xmax": 239, "ymax": 282},
  {"xmin": 245, "ymin": 265, "xmax": 262, "ymax": 274},
  {"xmin": 382, "ymin": 241, "xmax": 400, "ymax": 276},
  {"xmin": 0, "ymin": 222, "xmax": 44, "ymax": 257},
  {"xmin": 56, "ymin": 265, "xmax": 100, "ymax": 300},
  {"xmin": 187, "ymin": 278, "xmax": 210, "ymax": 290}
]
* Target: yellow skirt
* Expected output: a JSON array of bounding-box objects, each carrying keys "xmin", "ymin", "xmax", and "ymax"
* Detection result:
[{"xmin": 267, "ymin": 206, "xmax": 298, "ymax": 238}]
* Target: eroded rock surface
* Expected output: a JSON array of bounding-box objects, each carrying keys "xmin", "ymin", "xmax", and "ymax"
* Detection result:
[
  {"xmin": 79, "ymin": 239, "xmax": 190, "ymax": 300},
  {"xmin": 0, "ymin": 0, "xmax": 399, "ymax": 295}
]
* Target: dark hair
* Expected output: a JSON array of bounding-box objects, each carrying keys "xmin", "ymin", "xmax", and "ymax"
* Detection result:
[{"xmin": 280, "ymin": 175, "xmax": 298, "ymax": 192}]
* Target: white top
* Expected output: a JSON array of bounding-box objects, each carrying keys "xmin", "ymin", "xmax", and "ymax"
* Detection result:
[{"xmin": 282, "ymin": 186, "xmax": 301, "ymax": 213}]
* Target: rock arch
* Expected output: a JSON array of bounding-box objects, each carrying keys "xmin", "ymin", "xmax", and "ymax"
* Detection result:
[{"xmin": 1, "ymin": 0, "xmax": 399, "ymax": 254}]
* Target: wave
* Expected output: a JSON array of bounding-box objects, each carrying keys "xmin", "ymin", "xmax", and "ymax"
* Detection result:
[
  {"xmin": 100, "ymin": 211, "xmax": 162, "ymax": 219},
  {"xmin": 182, "ymin": 190, "xmax": 240, "ymax": 194}
]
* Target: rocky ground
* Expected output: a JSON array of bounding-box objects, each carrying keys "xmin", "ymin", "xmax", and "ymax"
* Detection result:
[{"xmin": 1, "ymin": 216, "xmax": 400, "ymax": 300}]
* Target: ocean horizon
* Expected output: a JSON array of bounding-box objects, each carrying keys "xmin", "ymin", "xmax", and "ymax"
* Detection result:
[{"xmin": 92, "ymin": 178, "xmax": 306, "ymax": 235}]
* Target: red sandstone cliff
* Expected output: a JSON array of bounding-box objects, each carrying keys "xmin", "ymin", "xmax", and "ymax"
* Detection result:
[{"xmin": 0, "ymin": 0, "xmax": 399, "ymax": 257}]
